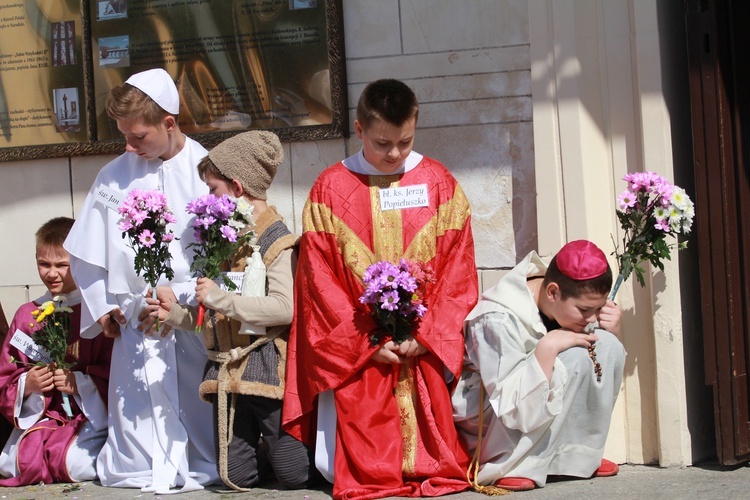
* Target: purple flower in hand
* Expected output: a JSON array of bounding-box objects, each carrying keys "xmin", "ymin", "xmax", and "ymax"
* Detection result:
[
  {"xmin": 360, "ymin": 259, "xmax": 435, "ymax": 346},
  {"xmin": 380, "ymin": 290, "xmax": 400, "ymax": 311},
  {"xmin": 220, "ymin": 225, "xmax": 238, "ymax": 243}
]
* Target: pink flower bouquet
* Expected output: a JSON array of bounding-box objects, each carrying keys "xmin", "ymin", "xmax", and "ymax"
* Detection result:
[
  {"xmin": 118, "ymin": 189, "xmax": 177, "ymax": 329},
  {"xmin": 611, "ymin": 171, "xmax": 694, "ymax": 299},
  {"xmin": 359, "ymin": 259, "xmax": 435, "ymax": 346}
]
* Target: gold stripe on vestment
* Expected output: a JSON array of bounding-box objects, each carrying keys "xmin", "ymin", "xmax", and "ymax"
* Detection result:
[
  {"xmin": 303, "ymin": 199, "xmax": 375, "ymax": 280},
  {"xmin": 369, "ymin": 175, "xmax": 404, "ymax": 263},
  {"xmin": 404, "ymin": 184, "xmax": 471, "ymax": 263},
  {"xmin": 395, "ymin": 363, "xmax": 418, "ymax": 475},
  {"xmin": 67, "ymin": 339, "xmax": 79, "ymax": 362}
]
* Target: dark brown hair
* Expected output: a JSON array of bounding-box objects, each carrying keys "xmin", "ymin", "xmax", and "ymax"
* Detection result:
[
  {"xmin": 36, "ymin": 217, "xmax": 74, "ymax": 248},
  {"xmin": 197, "ymin": 155, "xmax": 232, "ymax": 185},
  {"xmin": 356, "ymin": 79, "xmax": 419, "ymax": 128}
]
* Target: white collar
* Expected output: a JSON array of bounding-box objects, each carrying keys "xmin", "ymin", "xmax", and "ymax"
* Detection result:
[
  {"xmin": 343, "ymin": 149, "xmax": 424, "ymax": 176},
  {"xmin": 34, "ymin": 288, "xmax": 83, "ymax": 307}
]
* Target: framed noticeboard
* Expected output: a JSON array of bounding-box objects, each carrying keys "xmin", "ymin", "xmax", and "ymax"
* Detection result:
[{"xmin": 0, "ymin": 0, "xmax": 347, "ymax": 162}]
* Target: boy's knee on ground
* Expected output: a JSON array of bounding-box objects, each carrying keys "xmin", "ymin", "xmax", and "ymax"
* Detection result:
[
  {"xmin": 269, "ymin": 434, "xmax": 315, "ymax": 489},
  {"xmin": 558, "ymin": 342, "xmax": 596, "ymax": 374},
  {"xmin": 225, "ymin": 453, "xmax": 262, "ymax": 488},
  {"xmin": 224, "ymin": 435, "xmax": 269, "ymax": 488}
]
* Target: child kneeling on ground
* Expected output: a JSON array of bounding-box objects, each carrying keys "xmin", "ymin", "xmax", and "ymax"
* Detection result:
[
  {"xmin": 452, "ymin": 240, "xmax": 625, "ymax": 492},
  {"xmin": 0, "ymin": 217, "xmax": 113, "ymax": 486},
  {"xmin": 153, "ymin": 131, "xmax": 320, "ymax": 491}
]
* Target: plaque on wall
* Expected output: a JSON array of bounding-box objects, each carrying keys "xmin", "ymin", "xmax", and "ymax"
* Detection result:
[{"xmin": 0, "ymin": 0, "xmax": 347, "ymax": 162}]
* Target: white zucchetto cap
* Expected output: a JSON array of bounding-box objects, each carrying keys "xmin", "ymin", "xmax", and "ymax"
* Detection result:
[{"xmin": 125, "ymin": 68, "xmax": 180, "ymax": 115}]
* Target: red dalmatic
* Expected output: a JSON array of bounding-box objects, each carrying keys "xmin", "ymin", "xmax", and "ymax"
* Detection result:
[{"xmin": 283, "ymin": 157, "xmax": 478, "ymax": 500}]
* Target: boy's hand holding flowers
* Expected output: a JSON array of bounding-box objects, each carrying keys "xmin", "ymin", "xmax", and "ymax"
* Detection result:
[
  {"xmin": 371, "ymin": 339, "xmax": 428, "ymax": 365},
  {"xmin": 597, "ymin": 300, "xmax": 621, "ymax": 337},
  {"xmin": 194, "ymin": 277, "xmax": 219, "ymax": 305},
  {"xmin": 137, "ymin": 286, "xmax": 179, "ymax": 338},
  {"xmin": 24, "ymin": 366, "xmax": 54, "ymax": 396},
  {"xmin": 52, "ymin": 368, "xmax": 78, "ymax": 396},
  {"xmin": 118, "ymin": 188, "xmax": 177, "ymax": 331},
  {"xmin": 186, "ymin": 194, "xmax": 255, "ymax": 332}
]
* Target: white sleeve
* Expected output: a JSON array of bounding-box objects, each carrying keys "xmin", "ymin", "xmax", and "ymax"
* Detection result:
[
  {"xmin": 467, "ymin": 312, "xmax": 567, "ymax": 434},
  {"xmin": 71, "ymin": 255, "xmax": 153, "ymax": 337},
  {"xmin": 171, "ymin": 279, "xmax": 199, "ymax": 307},
  {"xmin": 14, "ymin": 373, "xmax": 44, "ymax": 429},
  {"xmin": 72, "ymin": 372, "xmax": 108, "ymax": 431},
  {"xmin": 69, "ymin": 256, "xmax": 119, "ymax": 339}
]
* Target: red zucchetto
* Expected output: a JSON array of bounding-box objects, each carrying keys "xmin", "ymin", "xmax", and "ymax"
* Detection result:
[{"xmin": 556, "ymin": 240, "xmax": 608, "ymax": 280}]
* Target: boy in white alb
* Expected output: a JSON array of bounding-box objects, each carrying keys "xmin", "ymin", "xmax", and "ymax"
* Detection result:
[{"xmin": 64, "ymin": 68, "xmax": 218, "ymax": 493}]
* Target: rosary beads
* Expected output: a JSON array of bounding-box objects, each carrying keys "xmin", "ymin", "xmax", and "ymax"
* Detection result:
[{"xmin": 588, "ymin": 341, "xmax": 602, "ymax": 382}]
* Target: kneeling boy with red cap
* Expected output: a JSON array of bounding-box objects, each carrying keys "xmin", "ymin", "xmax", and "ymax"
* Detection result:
[{"xmin": 452, "ymin": 240, "xmax": 625, "ymax": 491}]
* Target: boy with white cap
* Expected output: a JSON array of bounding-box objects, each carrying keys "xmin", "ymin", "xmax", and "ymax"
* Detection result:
[
  {"xmin": 155, "ymin": 131, "xmax": 320, "ymax": 492},
  {"xmin": 452, "ymin": 240, "xmax": 625, "ymax": 492},
  {"xmin": 64, "ymin": 68, "xmax": 218, "ymax": 493}
]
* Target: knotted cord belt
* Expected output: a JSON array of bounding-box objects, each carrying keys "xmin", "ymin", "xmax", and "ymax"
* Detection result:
[
  {"xmin": 466, "ymin": 382, "xmax": 510, "ymax": 495},
  {"xmin": 207, "ymin": 334, "xmax": 270, "ymax": 492}
]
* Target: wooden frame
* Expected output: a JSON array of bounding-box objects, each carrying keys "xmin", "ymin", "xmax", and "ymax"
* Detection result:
[
  {"xmin": 685, "ymin": 0, "xmax": 750, "ymax": 465},
  {"xmin": 0, "ymin": 0, "xmax": 347, "ymax": 162}
]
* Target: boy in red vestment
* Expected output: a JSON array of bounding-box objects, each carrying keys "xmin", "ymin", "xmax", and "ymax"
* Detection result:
[
  {"xmin": 0, "ymin": 217, "xmax": 113, "ymax": 486},
  {"xmin": 282, "ymin": 79, "xmax": 478, "ymax": 500}
]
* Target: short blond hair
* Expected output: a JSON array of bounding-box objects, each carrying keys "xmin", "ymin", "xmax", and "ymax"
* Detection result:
[{"xmin": 106, "ymin": 83, "xmax": 169, "ymax": 126}]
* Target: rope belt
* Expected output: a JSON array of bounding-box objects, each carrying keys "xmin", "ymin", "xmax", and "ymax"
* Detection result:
[
  {"xmin": 208, "ymin": 332, "xmax": 270, "ymax": 492},
  {"xmin": 466, "ymin": 383, "xmax": 510, "ymax": 495}
]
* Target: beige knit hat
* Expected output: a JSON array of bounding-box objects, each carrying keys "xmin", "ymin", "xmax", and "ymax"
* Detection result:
[{"xmin": 208, "ymin": 131, "xmax": 284, "ymax": 200}]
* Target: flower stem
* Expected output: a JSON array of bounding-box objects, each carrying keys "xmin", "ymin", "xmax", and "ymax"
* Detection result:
[
  {"xmin": 609, "ymin": 273, "xmax": 624, "ymax": 301},
  {"xmin": 152, "ymin": 287, "xmax": 160, "ymax": 332},
  {"xmin": 61, "ymin": 393, "xmax": 73, "ymax": 418},
  {"xmin": 195, "ymin": 303, "xmax": 205, "ymax": 333}
]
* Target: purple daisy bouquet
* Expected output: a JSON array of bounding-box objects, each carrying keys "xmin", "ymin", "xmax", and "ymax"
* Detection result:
[
  {"xmin": 359, "ymin": 259, "xmax": 435, "ymax": 346},
  {"xmin": 611, "ymin": 171, "xmax": 694, "ymax": 299},
  {"xmin": 186, "ymin": 194, "xmax": 255, "ymax": 331},
  {"xmin": 118, "ymin": 188, "xmax": 176, "ymax": 290}
]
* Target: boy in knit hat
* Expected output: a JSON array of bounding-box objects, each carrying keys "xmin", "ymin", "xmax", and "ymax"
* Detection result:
[
  {"xmin": 64, "ymin": 68, "xmax": 217, "ymax": 493},
  {"xmin": 153, "ymin": 131, "xmax": 319, "ymax": 491},
  {"xmin": 452, "ymin": 240, "xmax": 625, "ymax": 492}
]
